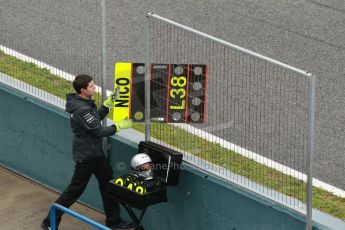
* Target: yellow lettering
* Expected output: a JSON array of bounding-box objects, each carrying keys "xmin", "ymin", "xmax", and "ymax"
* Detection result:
[
  {"xmin": 170, "ymin": 88, "xmax": 186, "ymax": 99},
  {"xmin": 127, "ymin": 183, "xmax": 133, "ymax": 190},
  {"xmin": 135, "ymin": 186, "xmax": 145, "ymax": 194},
  {"xmin": 115, "ymin": 178, "xmax": 124, "ymax": 186},
  {"xmin": 170, "ymin": 100, "xmax": 186, "ymax": 110},
  {"xmin": 171, "ymin": 76, "xmax": 187, "ymax": 87}
]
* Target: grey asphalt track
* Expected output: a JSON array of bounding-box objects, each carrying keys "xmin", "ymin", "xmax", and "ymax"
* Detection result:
[{"xmin": 1, "ymin": 0, "xmax": 344, "ymax": 190}]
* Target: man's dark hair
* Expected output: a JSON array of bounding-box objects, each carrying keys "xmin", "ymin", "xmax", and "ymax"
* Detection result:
[{"xmin": 73, "ymin": 74, "xmax": 93, "ymax": 94}]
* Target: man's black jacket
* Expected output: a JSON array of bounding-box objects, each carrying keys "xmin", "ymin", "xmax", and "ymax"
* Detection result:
[{"xmin": 66, "ymin": 93, "xmax": 117, "ymax": 161}]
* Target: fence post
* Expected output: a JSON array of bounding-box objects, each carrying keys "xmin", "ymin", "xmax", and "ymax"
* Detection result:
[
  {"xmin": 306, "ymin": 74, "xmax": 316, "ymax": 230},
  {"xmin": 144, "ymin": 14, "xmax": 151, "ymax": 141},
  {"xmin": 100, "ymin": 0, "xmax": 108, "ymax": 155}
]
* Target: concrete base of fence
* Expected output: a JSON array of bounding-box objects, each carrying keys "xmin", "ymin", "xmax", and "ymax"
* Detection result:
[{"xmin": 0, "ymin": 82, "xmax": 343, "ymax": 230}]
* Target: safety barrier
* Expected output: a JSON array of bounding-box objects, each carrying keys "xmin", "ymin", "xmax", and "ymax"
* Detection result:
[
  {"xmin": 1, "ymin": 83, "xmax": 343, "ymax": 229},
  {"xmin": 50, "ymin": 203, "xmax": 110, "ymax": 230}
]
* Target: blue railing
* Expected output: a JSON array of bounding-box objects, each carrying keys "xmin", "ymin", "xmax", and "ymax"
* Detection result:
[{"xmin": 50, "ymin": 203, "xmax": 111, "ymax": 230}]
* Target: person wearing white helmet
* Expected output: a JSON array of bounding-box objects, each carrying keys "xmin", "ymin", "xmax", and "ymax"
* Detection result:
[{"xmin": 130, "ymin": 153, "xmax": 154, "ymax": 180}]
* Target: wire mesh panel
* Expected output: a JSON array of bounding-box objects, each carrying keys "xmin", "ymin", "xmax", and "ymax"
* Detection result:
[
  {"xmin": 0, "ymin": 1, "xmax": 104, "ymax": 107},
  {"xmin": 145, "ymin": 14, "xmax": 314, "ymax": 214}
]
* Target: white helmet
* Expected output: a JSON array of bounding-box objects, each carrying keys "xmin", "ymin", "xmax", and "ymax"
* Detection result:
[{"xmin": 130, "ymin": 153, "xmax": 154, "ymax": 180}]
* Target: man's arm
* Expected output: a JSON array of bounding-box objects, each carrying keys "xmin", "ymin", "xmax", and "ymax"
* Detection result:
[
  {"xmin": 76, "ymin": 108, "xmax": 115, "ymax": 137},
  {"xmin": 97, "ymin": 105, "xmax": 110, "ymax": 121}
]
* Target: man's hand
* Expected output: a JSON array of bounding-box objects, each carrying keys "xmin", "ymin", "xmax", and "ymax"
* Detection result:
[
  {"xmin": 114, "ymin": 117, "xmax": 133, "ymax": 132},
  {"xmin": 103, "ymin": 86, "xmax": 120, "ymax": 109}
]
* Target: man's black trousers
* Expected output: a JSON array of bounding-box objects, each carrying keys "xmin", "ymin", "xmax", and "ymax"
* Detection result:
[{"xmin": 42, "ymin": 155, "xmax": 121, "ymax": 227}]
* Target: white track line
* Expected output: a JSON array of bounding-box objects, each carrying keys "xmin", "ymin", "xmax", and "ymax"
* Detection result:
[
  {"xmin": 173, "ymin": 123, "xmax": 345, "ymax": 198},
  {"xmin": 1, "ymin": 45, "xmax": 344, "ymax": 198}
]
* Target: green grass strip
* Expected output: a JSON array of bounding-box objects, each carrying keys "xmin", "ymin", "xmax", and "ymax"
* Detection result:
[{"xmin": 1, "ymin": 50, "xmax": 344, "ymax": 220}]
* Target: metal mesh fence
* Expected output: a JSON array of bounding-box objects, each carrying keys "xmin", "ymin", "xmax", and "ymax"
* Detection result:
[
  {"xmin": 145, "ymin": 14, "xmax": 314, "ymax": 214},
  {"xmin": 0, "ymin": 1, "xmax": 104, "ymax": 107},
  {"xmin": 0, "ymin": 1, "xmax": 317, "ymax": 225}
]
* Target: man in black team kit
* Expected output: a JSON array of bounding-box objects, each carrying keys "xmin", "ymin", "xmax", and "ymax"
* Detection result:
[{"xmin": 41, "ymin": 74, "xmax": 133, "ymax": 229}]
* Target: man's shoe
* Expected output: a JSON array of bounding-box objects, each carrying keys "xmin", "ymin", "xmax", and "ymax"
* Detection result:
[
  {"xmin": 40, "ymin": 222, "xmax": 58, "ymax": 230},
  {"xmin": 108, "ymin": 220, "xmax": 134, "ymax": 229}
]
